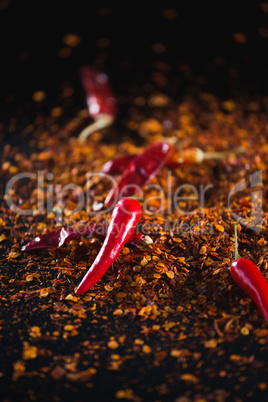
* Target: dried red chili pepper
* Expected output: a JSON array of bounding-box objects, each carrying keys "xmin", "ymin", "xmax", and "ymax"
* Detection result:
[
  {"xmin": 101, "ymin": 154, "xmax": 136, "ymax": 174},
  {"xmin": 75, "ymin": 197, "xmax": 142, "ymax": 294},
  {"xmin": 104, "ymin": 141, "xmax": 175, "ymax": 208},
  {"xmin": 230, "ymin": 222, "xmax": 268, "ymax": 323},
  {"xmin": 78, "ymin": 66, "xmax": 117, "ymax": 142},
  {"xmin": 100, "ymin": 146, "xmax": 245, "ymax": 175},
  {"xmin": 21, "ymin": 223, "xmax": 145, "ymax": 251}
]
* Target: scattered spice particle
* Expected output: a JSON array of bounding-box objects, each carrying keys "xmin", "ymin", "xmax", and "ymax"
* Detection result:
[
  {"xmin": 62, "ymin": 33, "xmax": 81, "ymax": 47},
  {"xmin": 240, "ymin": 326, "xmax": 250, "ymax": 336},
  {"xmin": 111, "ymin": 354, "xmax": 120, "ymax": 360},
  {"xmin": 39, "ymin": 289, "xmax": 49, "ymax": 298},
  {"xmin": 254, "ymin": 328, "xmax": 268, "ymax": 338},
  {"xmin": 1, "ymin": 56, "xmax": 268, "ymax": 401},
  {"xmin": 32, "ymin": 91, "xmax": 46, "ymax": 102},
  {"xmin": 13, "ymin": 361, "xmax": 26, "ymax": 379},
  {"xmin": 215, "ymin": 224, "xmax": 224, "ymax": 232},
  {"xmin": 199, "ymin": 245, "xmax": 207, "ymax": 255},
  {"xmin": 115, "ymin": 388, "xmax": 137, "ymax": 400},
  {"xmin": 140, "ymin": 257, "xmax": 149, "ymax": 266},
  {"xmin": 0, "ymin": 234, "xmax": 8, "ymax": 242},
  {"xmin": 25, "ymin": 274, "xmax": 34, "ymax": 282},
  {"xmin": 113, "ymin": 309, "xmax": 123, "ymax": 316},
  {"xmin": 142, "ymin": 345, "xmax": 151, "ymax": 354},
  {"xmin": 65, "ymin": 294, "xmax": 79, "ymax": 302},
  {"xmin": 204, "ymin": 339, "xmax": 218, "ymax": 348},
  {"xmin": 170, "ymin": 349, "xmax": 182, "ymax": 357},
  {"xmin": 64, "ymin": 325, "xmax": 75, "ymax": 331},
  {"xmin": 258, "ymin": 382, "xmax": 267, "ymax": 391},
  {"xmin": 108, "ymin": 340, "xmax": 119, "ymax": 350},
  {"xmin": 230, "ymin": 354, "xmax": 242, "ymax": 362},
  {"xmin": 180, "ymin": 373, "xmax": 199, "ymax": 384},
  {"xmin": 22, "ymin": 342, "xmax": 38, "ymax": 360},
  {"xmin": 104, "ymin": 285, "xmax": 114, "ymax": 291},
  {"xmin": 122, "ymin": 247, "xmax": 130, "ymax": 255},
  {"xmin": 30, "ymin": 326, "xmax": 41, "ymax": 338},
  {"xmin": 8, "ymin": 251, "xmax": 20, "ymax": 259},
  {"xmin": 134, "ymin": 338, "xmax": 144, "ymax": 345}
]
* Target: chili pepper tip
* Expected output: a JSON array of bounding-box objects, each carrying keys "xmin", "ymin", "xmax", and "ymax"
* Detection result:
[{"xmin": 75, "ymin": 197, "xmax": 142, "ymax": 294}]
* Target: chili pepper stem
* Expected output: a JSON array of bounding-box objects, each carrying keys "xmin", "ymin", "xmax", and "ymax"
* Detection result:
[
  {"xmin": 172, "ymin": 137, "xmax": 183, "ymax": 163},
  {"xmin": 78, "ymin": 113, "xmax": 114, "ymax": 143},
  {"xmin": 234, "ymin": 222, "xmax": 239, "ymax": 260},
  {"xmin": 129, "ymin": 196, "xmax": 143, "ymax": 202},
  {"xmin": 173, "ymin": 146, "xmax": 245, "ymax": 165},
  {"xmin": 203, "ymin": 146, "xmax": 246, "ymax": 161},
  {"xmin": 165, "ymin": 136, "xmax": 181, "ymax": 146}
]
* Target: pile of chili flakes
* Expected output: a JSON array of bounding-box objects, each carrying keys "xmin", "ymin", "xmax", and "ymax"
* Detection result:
[{"xmin": 1, "ymin": 74, "xmax": 268, "ymax": 401}]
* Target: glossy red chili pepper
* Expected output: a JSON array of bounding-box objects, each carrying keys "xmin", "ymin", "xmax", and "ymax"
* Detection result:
[
  {"xmin": 100, "ymin": 151, "xmax": 193, "ymax": 175},
  {"xmin": 104, "ymin": 141, "xmax": 175, "ymax": 208},
  {"xmin": 78, "ymin": 66, "xmax": 117, "ymax": 142},
  {"xmin": 100, "ymin": 146, "xmax": 245, "ymax": 175},
  {"xmin": 21, "ymin": 223, "xmax": 145, "ymax": 251},
  {"xmin": 101, "ymin": 154, "xmax": 136, "ymax": 174},
  {"xmin": 100, "ymin": 151, "xmax": 195, "ymax": 175},
  {"xmin": 230, "ymin": 223, "xmax": 268, "ymax": 323},
  {"xmin": 75, "ymin": 197, "xmax": 142, "ymax": 294}
]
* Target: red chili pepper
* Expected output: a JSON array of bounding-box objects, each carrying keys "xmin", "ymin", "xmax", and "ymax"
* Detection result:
[
  {"xmin": 230, "ymin": 222, "xmax": 268, "ymax": 323},
  {"xmin": 78, "ymin": 66, "xmax": 117, "ymax": 142},
  {"xmin": 75, "ymin": 197, "xmax": 142, "ymax": 294},
  {"xmin": 101, "ymin": 154, "xmax": 136, "ymax": 174},
  {"xmin": 100, "ymin": 146, "xmax": 245, "ymax": 175},
  {"xmin": 104, "ymin": 141, "xmax": 175, "ymax": 208},
  {"xmin": 21, "ymin": 223, "xmax": 145, "ymax": 251}
]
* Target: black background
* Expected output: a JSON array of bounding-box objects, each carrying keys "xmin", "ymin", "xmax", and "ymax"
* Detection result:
[{"xmin": 1, "ymin": 1, "xmax": 268, "ymax": 113}]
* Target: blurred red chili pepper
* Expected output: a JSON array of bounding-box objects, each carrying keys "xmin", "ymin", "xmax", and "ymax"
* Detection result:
[
  {"xmin": 75, "ymin": 197, "xmax": 142, "ymax": 294},
  {"xmin": 101, "ymin": 146, "xmax": 245, "ymax": 175},
  {"xmin": 101, "ymin": 154, "xmax": 136, "ymax": 174},
  {"xmin": 104, "ymin": 141, "xmax": 175, "ymax": 208},
  {"xmin": 230, "ymin": 222, "xmax": 268, "ymax": 323},
  {"xmin": 78, "ymin": 66, "xmax": 117, "ymax": 142},
  {"xmin": 21, "ymin": 223, "xmax": 145, "ymax": 251}
]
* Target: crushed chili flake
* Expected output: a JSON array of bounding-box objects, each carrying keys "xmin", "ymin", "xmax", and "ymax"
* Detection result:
[
  {"xmin": 1, "ymin": 39, "xmax": 268, "ymax": 402},
  {"xmin": 22, "ymin": 342, "xmax": 38, "ymax": 360}
]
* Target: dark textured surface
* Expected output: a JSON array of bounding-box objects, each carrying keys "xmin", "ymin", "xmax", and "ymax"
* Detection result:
[{"xmin": 1, "ymin": 3, "xmax": 268, "ymax": 402}]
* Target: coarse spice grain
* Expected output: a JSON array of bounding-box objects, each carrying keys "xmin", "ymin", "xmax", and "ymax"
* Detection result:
[{"xmin": 1, "ymin": 67, "xmax": 268, "ymax": 402}]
